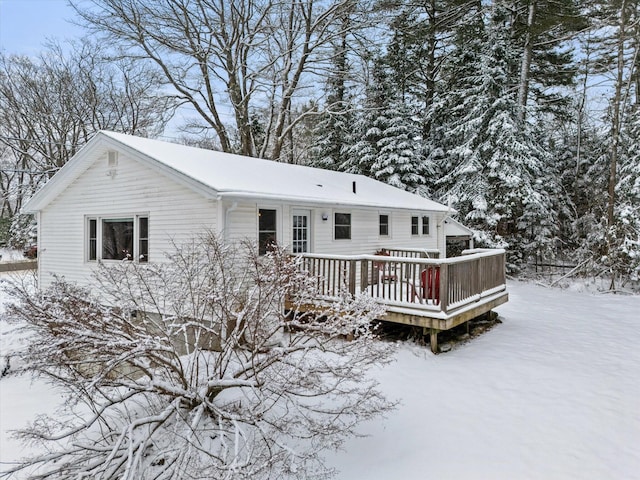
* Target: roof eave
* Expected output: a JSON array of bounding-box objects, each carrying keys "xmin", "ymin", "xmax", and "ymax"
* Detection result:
[{"xmin": 217, "ymin": 191, "xmax": 452, "ymax": 212}]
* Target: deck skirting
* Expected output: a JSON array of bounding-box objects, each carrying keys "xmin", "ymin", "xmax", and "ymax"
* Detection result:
[{"xmin": 382, "ymin": 290, "xmax": 508, "ymax": 330}]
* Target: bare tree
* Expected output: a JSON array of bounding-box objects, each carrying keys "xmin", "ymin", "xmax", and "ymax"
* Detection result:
[
  {"xmin": 0, "ymin": 40, "xmax": 174, "ymax": 244},
  {"xmin": 2, "ymin": 234, "xmax": 394, "ymax": 479},
  {"xmin": 72, "ymin": 0, "xmax": 369, "ymax": 160}
]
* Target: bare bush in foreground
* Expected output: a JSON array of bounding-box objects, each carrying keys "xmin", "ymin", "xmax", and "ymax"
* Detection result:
[{"xmin": 2, "ymin": 235, "xmax": 394, "ymax": 479}]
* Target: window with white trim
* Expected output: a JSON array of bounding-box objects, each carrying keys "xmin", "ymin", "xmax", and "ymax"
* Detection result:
[
  {"xmin": 422, "ymin": 216, "xmax": 430, "ymax": 235},
  {"xmin": 139, "ymin": 217, "xmax": 149, "ymax": 262},
  {"xmin": 258, "ymin": 208, "xmax": 277, "ymax": 255},
  {"xmin": 379, "ymin": 214, "xmax": 389, "ymax": 236},
  {"xmin": 87, "ymin": 215, "xmax": 149, "ymax": 262},
  {"xmin": 411, "ymin": 216, "xmax": 419, "ymax": 235},
  {"xmin": 334, "ymin": 213, "xmax": 351, "ymax": 240},
  {"xmin": 88, "ymin": 218, "xmax": 97, "ymax": 260}
]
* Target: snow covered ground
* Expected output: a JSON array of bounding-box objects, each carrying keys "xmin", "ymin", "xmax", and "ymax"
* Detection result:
[
  {"xmin": 0, "ymin": 249, "xmax": 26, "ymax": 263},
  {"xmin": 1, "ymin": 276, "xmax": 639, "ymax": 479}
]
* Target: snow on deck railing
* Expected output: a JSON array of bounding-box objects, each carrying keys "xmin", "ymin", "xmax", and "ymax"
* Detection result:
[
  {"xmin": 296, "ymin": 249, "xmax": 506, "ymax": 315},
  {"xmin": 381, "ymin": 247, "xmax": 440, "ymax": 259},
  {"xmin": 298, "ymin": 248, "xmax": 505, "ymax": 265}
]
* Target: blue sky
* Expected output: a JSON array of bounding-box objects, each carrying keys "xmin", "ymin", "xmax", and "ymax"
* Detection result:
[{"xmin": 0, "ymin": 0, "xmax": 81, "ymax": 54}]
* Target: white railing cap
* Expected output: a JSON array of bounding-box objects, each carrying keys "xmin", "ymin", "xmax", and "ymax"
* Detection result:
[{"xmin": 297, "ymin": 248, "xmax": 505, "ymax": 265}]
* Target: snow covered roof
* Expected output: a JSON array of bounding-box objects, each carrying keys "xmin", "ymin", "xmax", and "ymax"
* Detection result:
[
  {"xmin": 24, "ymin": 131, "xmax": 451, "ymax": 213},
  {"xmin": 444, "ymin": 217, "xmax": 473, "ymax": 237}
]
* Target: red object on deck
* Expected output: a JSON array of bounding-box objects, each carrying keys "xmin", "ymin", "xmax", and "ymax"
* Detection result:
[
  {"xmin": 421, "ymin": 267, "xmax": 440, "ymax": 304},
  {"xmin": 374, "ymin": 249, "xmax": 397, "ymax": 282}
]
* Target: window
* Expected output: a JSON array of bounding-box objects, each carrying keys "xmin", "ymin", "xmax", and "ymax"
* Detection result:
[
  {"xmin": 258, "ymin": 209, "xmax": 277, "ymax": 255},
  {"xmin": 334, "ymin": 213, "xmax": 351, "ymax": 240},
  {"xmin": 411, "ymin": 216, "xmax": 419, "ymax": 235},
  {"xmin": 422, "ymin": 216, "xmax": 430, "ymax": 235},
  {"xmin": 87, "ymin": 215, "xmax": 148, "ymax": 262},
  {"xmin": 379, "ymin": 214, "xmax": 389, "ymax": 236},
  {"xmin": 292, "ymin": 211, "xmax": 310, "ymax": 254},
  {"xmin": 139, "ymin": 217, "xmax": 149, "ymax": 262},
  {"xmin": 103, "ymin": 218, "xmax": 134, "ymax": 260},
  {"xmin": 88, "ymin": 219, "xmax": 97, "ymax": 261}
]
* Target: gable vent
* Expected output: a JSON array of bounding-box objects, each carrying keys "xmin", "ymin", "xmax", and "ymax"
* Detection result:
[{"xmin": 107, "ymin": 151, "xmax": 118, "ymax": 167}]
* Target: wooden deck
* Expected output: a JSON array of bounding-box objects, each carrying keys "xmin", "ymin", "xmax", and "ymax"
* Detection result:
[
  {"xmin": 293, "ymin": 248, "xmax": 508, "ymax": 353},
  {"xmin": 0, "ymin": 259, "xmax": 37, "ymax": 272}
]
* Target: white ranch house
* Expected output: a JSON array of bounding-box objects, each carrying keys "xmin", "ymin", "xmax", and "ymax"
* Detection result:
[{"xmin": 23, "ymin": 131, "xmax": 507, "ymax": 352}]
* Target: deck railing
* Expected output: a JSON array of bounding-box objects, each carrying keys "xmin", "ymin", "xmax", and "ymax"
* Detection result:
[
  {"xmin": 380, "ymin": 248, "xmax": 440, "ymax": 259},
  {"xmin": 299, "ymin": 256, "xmax": 357, "ymax": 297},
  {"xmin": 296, "ymin": 249, "xmax": 506, "ymax": 316}
]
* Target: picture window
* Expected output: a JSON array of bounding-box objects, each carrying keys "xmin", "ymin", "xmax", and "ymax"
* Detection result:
[{"xmin": 87, "ymin": 215, "xmax": 148, "ymax": 262}]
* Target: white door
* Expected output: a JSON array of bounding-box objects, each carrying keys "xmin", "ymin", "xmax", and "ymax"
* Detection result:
[{"xmin": 292, "ymin": 209, "xmax": 311, "ymax": 253}]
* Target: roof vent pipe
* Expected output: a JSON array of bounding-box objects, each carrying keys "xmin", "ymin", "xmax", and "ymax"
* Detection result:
[{"xmin": 352, "ymin": 181, "xmax": 356, "ymax": 194}]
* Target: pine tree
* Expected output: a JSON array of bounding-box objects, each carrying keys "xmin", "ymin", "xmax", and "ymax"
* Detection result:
[
  {"xmin": 381, "ymin": 0, "xmax": 484, "ymax": 135},
  {"xmin": 310, "ymin": 105, "xmax": 353, "ymax": 170},
  {"xmin": 342, "ymin": 61, "xmax": 388, "ymax": 175},
  {"xmin": 585, "ymin": 0, "xmax": 640, "ymax": 285},
  {"xmin": 612, "ymin": 108, "xmax": 640, "ymax": 280},
  {"xmin": 437, "ymin": 2, "xmax": 555, "ymax": 269},
  {"xmin": 509, "ymin": 0, "xmax": 587, "ymax": 120},
  {"xmin": 309, "ymin": 13, "xmax": 354, "ymax": 170},
  {"xmin": 373, "ymin": 99, "xmax": 428, "ymax": 193},
  {"xmin": 341, "ymin": 60, "xmax": 429, "ymax": 193}
]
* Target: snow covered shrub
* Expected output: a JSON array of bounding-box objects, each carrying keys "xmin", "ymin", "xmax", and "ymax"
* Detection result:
[{"xmin": 2, "ymin": 233, "xmax": 394, "ymax": 480}]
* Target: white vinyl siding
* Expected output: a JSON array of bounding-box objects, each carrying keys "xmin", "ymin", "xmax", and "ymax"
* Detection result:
[
  {"xmin": 313, "ymin": 208, "xmax": 442, "ymax": 255},
  {"xmin": 38, "ymin": 150, "xmax": 216, "ymax": 289},
  {"xmin": 37, "ymin": 150, "xmax": 446, "ymax": 291},
  {"xmin": 222, "ymin": 203, "xmax": 442, "ymax": 256}
]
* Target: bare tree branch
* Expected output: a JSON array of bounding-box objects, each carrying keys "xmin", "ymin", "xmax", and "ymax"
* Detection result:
[{"xmin": 2, "ymin": 233, "xmax": 395, "ymax": 479}]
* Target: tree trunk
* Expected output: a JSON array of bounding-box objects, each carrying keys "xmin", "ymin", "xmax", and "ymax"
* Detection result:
[
  {"xmin": 517, "ymin": 1, "xmax": 536, "ymax": 121},
  {"xmin": 607, "ymin": 0, "xmax": 628, "ymax": 288}
]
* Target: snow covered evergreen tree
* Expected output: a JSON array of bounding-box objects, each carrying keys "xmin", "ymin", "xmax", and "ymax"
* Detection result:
[
  {"xmin": 8, "ymin": 213, "xmax": 36, "ymax": 249},
  {"xmin": 373, "ymin": 99, "xmax": 429, "ymax": 193},
  {"xmin": 342, "ymin": 61, "xmax": 428, "ymax": 193},
  {"xmin": 543, "ymin": 105, "xmax": 609, "ymax": 268},
  {"xmin": 309, "ymin": 26, "xmax": 354, "ymax": 171},
  {"xmin": 429, "ymin": 0, "xmax": 485, "ymax": 195},
  {"xmin": 310, "ymin": 101, "xmax": 353, "ymax": 171},
  {"xmin": 437, "ymin": 3, "xmax": 555, "ymax": 269},
  {"xmin": 612, "ymin": 108, "xmax": 640, "ymax": 280},
  {"xmin": 342, "ymin": 61, "xmax": 388, "ymax": 176}
]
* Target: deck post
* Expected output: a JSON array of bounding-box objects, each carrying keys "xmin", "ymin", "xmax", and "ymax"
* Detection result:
[
  {"xmin": 360, "ymin": 259, "xmax": 369, "ymax": 291},
  {"xmin": 348, "ymin": 259, "xmax": 357, "ymax": 294},
  {"xmin": 429, "ymin": 328, "xmax": 439, "ymax": 354},
  {"xmin": 476, "ymin": 256, "xmax": 482, "ymax": 297},
  {"xmin": 439, "ymin": 262, "xmax": 449, "ymax": 314}
]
